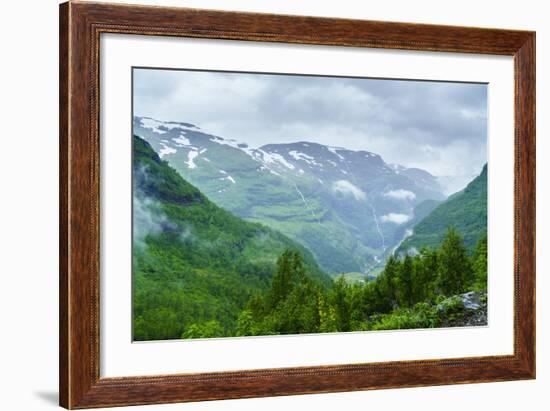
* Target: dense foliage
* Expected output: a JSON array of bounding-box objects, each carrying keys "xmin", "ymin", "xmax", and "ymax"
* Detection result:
[
  {"xmin": 133, "ymin": 135, "xmax": 487, "ymax": 340},
  {"xmin": 133, "ymin": 136, "xmax": 330, "ymax": 341},
  {"xmin": 238, "ymin": 227, "xmax": 487, "ymax": 336}
]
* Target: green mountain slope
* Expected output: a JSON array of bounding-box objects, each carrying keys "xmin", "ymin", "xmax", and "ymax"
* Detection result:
[
  {"xmin": 397, "ymin": 164, "xmax": 487, "ymax": 253},
  {"xmin": 134, "ymin": 116, "xmax": 446, "ymax": 275},
  {"xmin": 132, "ymin": 136, "xmax": 331, "ymax": 341}
]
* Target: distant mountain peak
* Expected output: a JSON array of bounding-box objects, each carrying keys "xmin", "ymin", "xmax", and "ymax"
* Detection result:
[
  {"xmin": 138, "ymin": 116, "xmax": 200, "ymax": 133},
  {"xmin": 133, "ymin": 116, "xmax": 447, "ymax": 274}
]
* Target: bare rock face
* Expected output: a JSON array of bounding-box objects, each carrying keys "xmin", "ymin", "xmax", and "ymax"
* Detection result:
[
  {"xmin": 461, "ymin": 291, "xmax": 483, "ymax": 310},
  {"xmin": 438, "ymin": 291, "xmax": 487, "ymax": 328}
]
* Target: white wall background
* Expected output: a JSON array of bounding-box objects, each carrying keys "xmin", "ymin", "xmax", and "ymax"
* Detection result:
[{"xmin": 0, "ymin": 0, "xmax": 546, "ymax": 410}]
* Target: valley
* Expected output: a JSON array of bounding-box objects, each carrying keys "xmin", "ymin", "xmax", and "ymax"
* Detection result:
[
  {"xmin": 134, "ymin": 116, "xmax": 449, "ymax": 276},
  {"xmin": 132, "ymin": 134, "xmax": 488, "ymax": 340}
]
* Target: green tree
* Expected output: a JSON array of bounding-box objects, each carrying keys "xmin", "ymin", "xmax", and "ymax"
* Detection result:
[
  {"xmin": 397, "ymin": 255, "xmax": 414, "ymax": 307},
  {"xmin": 235, "ymin": 309, "xmax": 254, "ymax": 336},
  {"xmin": 249, "ymin": 250, "xmax": 323, "ymax": 335},
  {"xmin": 348, "ymin": 283, "xmax": 367, "ymax": 329},
  {"xmin": 318, "ymin": 292, "xmax": 338, "ymax": 333},
  {"xmin": 473, "ymin": 234, "xmax": 488, "ymax": 291},
  {"xmin": 269, "ymin": 250, "xmax": 301, "ymax": 308},
  {"xmin": 276, "ymin": 277, "xmax": 320, "ymax": 334},
  {"xmin": 375, "ymin": 255, "xmax": 399, "ymax": 311},
  {"xmin": 330, "ymin": 276, "xmax": 351, "ymax": 331},
  {"xmin": 181, "ymin": 320, "xmax": 224, "ymax": 339},
  {"xmin": 437, "ymin": 228, "xmax": 473, "ymax": 295},
  {"xmin": 414, "ymin": 247, "xmax": 438, "ymax": 301}
]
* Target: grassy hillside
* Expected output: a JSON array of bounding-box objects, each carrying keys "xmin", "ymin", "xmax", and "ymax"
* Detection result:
[
  {"xmin": 132, "ymin": 136, "xmax": 331, "ymax": 341},
  {"xmin": 397, "ymin": 164, "xmax": 487, "ymax": 253}
]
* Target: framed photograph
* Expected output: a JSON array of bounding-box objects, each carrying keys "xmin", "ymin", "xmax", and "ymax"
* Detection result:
[{"xmin": 59, "ymin": 2, "xmax": 535, "ymax": 409}]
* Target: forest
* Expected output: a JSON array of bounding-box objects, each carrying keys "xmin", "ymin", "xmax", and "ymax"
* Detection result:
[
  {"xmin": 133, "ymin": 135, "xmax": 330, "ymax": 341},
  {"xmin": 183, "ymin": 229, "xmax": 487, "ymax": 339},
  {"xmin": 132, "ymin": 135, "xmax": 487, "ymax": 341}
]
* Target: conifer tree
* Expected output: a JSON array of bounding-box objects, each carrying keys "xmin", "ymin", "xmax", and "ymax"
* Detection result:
[
  {"xmin": 377, "ymin": 254, "xmax": 399, "ymax": 311},
  {"xmin": 235, "ymin": 310, "xmax": 254, "ymax": 336},
  {"xmin": 318, "ymin": 292, "xmax": 338, "ymax": 333},
  {"xmin": 330, "ymin": 276, "xmax": 351, "ymax": 331},
  {"xmin": 277, "ymin": 277, "xmax": 320, "ymax": 334},
  {"xmin": 269, "ymin": 249, "xmax": 294, "ymax": 307},
  {"xmin": 414, "ymin": 248, "xmax": 438, "ymax": 301},
  {"xmin": 397, "ymin": 255, "xmax": 414, "ymax": 307},
  {"xmin": 437, "ymin": 228, "xmax": 473, "ymax": 295},
  {"xmin": 473, "ymin": 234, "xmax": 488, "ymax": 291},
  {"xmin": 290, "ymin": 250, "xmax": 306, "ymax": 282}
]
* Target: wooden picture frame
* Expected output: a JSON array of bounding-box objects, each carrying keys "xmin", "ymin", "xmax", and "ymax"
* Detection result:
[{"xmin": 59, "ymin": 1, "xmax": 535, "ymax": 408}]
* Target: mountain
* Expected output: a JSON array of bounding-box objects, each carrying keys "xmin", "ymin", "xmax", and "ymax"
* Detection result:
[
  {"xmin": 389, "ymin": 164, "xmax": 442, "ymax": 193},
  {"xmin": 133, "ymin": 116, "xmax": 446, "ymax": 275},
  {"xmin": 132, "ymin": 136, "xmax": 330, "ymax": 341},
  {"xmin": 397, "ymin": 164, "xmax": 487, "ymax": 254},
  {"xmin": 389, "ymin": 198, "xmax": 442, "ymax": 254}
]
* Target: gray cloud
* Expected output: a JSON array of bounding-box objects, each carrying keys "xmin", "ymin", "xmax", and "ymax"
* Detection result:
[{"xmin": 133, "ymin": 68, "xmax": 487, "ymax": 182}]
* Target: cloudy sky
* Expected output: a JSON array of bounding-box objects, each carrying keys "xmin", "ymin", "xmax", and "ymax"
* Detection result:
[{"xmin": 133, "ymin": 68, "xmax": 487, "ymax": 185}]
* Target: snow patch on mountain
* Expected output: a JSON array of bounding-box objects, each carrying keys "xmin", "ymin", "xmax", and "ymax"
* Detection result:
[
  {"xmin": 173, "ymin": 134, "xmax": 191, "ymax": 146},
  {"xmin": 140, "ymin": 118, "xmax": 168, "ymax": 134},
  {"xmin": 327, "ymin": 146, "xmax": 345, "ymax": 160},
  {"xmin": 288, "ymin": 149, "xmax": 322, "ymax": 166},
  {"xmin": 140, "ymin": 117, "xmax": 199, "ymax": 134},
  {"xmin": 210, "ymin": 136, "xmax": 240, "ymax": 149},
  {"xmin": 219, "ymin": 174, "xmax": 236, "ymax": 184},
  {"xmin": 185, "ymin": 150, "xmax": 199, "ymax": 169},
  {"xmin": 287, "ymin": 150, "xmax": 320, "ymax": 166},
  {"xmin": 159, "ymin": 144, "xmax": 176, "ymax": 158},
  {"xmin": 289, "ymin": 150, "xmax": 314, "ymax": 161},
  {"xmin": 259, "ymin": 151, "xmax": 296, "ymax": 170},
  {"xmin": 210, "ymin": 135, "xmax": 260, "ymax": 160}
]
